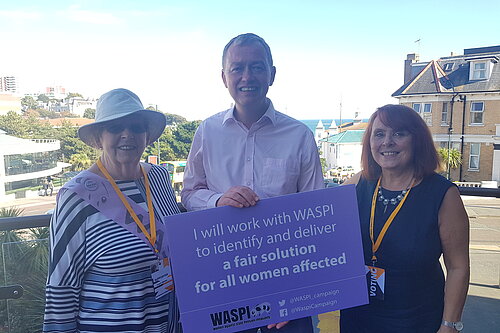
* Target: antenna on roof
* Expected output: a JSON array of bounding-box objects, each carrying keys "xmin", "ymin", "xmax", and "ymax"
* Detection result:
[
  {"xmin": 339, "ymin": 95, "xmax": 343, "ymax": 133},
  {"xmin": 414, "ymin": 38, "xmax": 421, "ymax": 58}
]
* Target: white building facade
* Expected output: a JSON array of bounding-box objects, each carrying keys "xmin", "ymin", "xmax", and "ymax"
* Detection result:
[{"xmin": 0, "ymin": 130, "xmax": 69, "ymax": 202}]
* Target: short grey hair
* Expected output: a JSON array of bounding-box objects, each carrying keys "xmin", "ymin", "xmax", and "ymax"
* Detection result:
[{"xmin": 222, "ymin": 33, "xmax": 273, "ymax": 69}]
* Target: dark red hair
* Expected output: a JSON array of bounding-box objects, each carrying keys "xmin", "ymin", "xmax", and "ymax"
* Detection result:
[{"xmin": 361, "ymin": 104, "xmax": 439, "ymax": 180}]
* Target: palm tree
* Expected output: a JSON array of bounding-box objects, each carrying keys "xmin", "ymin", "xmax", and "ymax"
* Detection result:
[
  {"xmin": 438, "ymin": 148, "xmax": 462, "ymax": 180},
  {"xmin": 69, "ymin": 152, "xmax": 92, "ymax": 171},
  {"xmin": 0, "ymin": 207, "xmax": 49, "ymax": 332}
]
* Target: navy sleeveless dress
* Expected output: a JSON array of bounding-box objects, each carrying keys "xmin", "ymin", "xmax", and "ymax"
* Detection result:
[{"xmin": 340, "ymin": 173, "xmax": 453, "ymax": 332}]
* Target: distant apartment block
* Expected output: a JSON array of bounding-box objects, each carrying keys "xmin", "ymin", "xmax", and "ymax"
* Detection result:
[
  {"xmin": 392, "ymin": 45, "xmax": 500, "ymax": 183},
  {"xmin": 46, "ymin": 85, "xmax": 66, "ymax": 99},
  {"xmin": 0, "ymin": 76, "xmax": 17, "ymax": 93}
]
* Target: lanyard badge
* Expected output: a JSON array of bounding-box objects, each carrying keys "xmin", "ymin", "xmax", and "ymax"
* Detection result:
[{"xmin": 367, "ymin": 177, "xmax": 413, "ymax": 300}]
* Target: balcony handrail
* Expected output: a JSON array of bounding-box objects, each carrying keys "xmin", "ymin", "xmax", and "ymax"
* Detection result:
[{"xmin": 0, "ymin": 187, "xmax": 499, "ymax": 232}]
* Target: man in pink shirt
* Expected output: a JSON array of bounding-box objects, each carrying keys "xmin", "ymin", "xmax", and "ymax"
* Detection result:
[{"xmin": 182, "ymin": 33, "xmax": 323, "ymax": 332}]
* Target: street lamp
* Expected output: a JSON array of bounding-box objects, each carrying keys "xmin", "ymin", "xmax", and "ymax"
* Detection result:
[{"xmin": 447, "ymin": 93, "xmax": 466, "ymax": 180}]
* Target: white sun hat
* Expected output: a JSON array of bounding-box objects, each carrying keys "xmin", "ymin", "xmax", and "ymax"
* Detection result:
[{"xmin": 78, "ymin": 88, "xmax": 166, "ymax": 148}]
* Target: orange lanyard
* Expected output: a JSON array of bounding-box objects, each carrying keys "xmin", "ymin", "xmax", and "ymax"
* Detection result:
[
  {"xmin": 369, "ymin": 177, "xmax": 413, "ymax": 263},
  {"xmin": 97, "ymin": 159, "xmax": 158, "ymax": 252}
]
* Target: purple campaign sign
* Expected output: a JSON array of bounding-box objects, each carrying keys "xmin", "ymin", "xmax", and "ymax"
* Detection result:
[{"xmin": 165, "ymin": 185, "xmax": 367, "ymax": 332}]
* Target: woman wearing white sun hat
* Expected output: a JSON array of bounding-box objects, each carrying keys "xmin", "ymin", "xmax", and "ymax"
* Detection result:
[{"xmin": 43, "ymin": 88, "xmax": 182, "ymax": 332}]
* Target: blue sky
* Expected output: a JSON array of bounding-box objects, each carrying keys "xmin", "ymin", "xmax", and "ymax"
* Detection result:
[{"xmin": 0, "ymin": 0, "xmax": 498, "ymax": 120}]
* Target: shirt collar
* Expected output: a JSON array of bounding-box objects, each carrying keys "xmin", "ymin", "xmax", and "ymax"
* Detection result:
[{"xmin": 222, "ymin": 99, "xmax": 277, "ymax": 126}]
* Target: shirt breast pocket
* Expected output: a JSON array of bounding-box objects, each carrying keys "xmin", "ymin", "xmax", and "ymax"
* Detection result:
[{"xmin": 261, "ymin": 158, "xmax": 299, "ymax": 196}]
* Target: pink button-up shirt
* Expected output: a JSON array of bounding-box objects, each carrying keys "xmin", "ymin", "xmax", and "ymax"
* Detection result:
[{"xmin": 181, "ymin": 100, "xmax": 324, "ymax": 211}]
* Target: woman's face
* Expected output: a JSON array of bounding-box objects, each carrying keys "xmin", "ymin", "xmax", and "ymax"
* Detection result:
[
  {"xmin": 99, "ymin": 116, "xmax": 148, "ymax": 165},
  {"xmin": 370, "ymin": 116, "xmax": 413, "ymax": 172}
]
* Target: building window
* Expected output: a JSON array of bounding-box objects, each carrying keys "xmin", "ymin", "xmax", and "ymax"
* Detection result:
[
  {"xmin": 441, "ymin": 102, "xmax": 449, "ymax": 125},
  {"xmin": 472, "ymin": 62, "xmax": 487, "ymax": 80},
  {"xmin": 469, "ymin": 143, "xmax": 480, "ymax": 170},
  {"xmin": 443, "ymin": 63, "xmax": 454, "ymax": 72},
  {"xmin": 423, "ymin": 103, "xmax": 432, "ymax": 113},
  {"xmin": 412, "ymin": 103, "xmax": 421, "ymax": 113},
  {"xmin": 470, "ymin": 102, "xmax": 484, "ymax": 125}
]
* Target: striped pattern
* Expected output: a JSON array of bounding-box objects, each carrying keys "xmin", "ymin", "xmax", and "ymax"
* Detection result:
[{"xmin": 44, "ymin": 165, "xmax": 182, "ymax": 333}]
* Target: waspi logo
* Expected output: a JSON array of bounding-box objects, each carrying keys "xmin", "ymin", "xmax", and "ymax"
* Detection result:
[{"xmin": 210, "ymin": 302, "xmax": 272, "ymax": 328}]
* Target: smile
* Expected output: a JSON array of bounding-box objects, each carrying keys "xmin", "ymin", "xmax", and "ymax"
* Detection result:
[
  {"xmin": 239, "ymin": 87, "xmax": 257, "ymax": 92},
  {"xmin": 118, "ymin": 146, "xmax": 136, "ymax": 150},
  {"xmin": 381, "ymin": 152, "xmax": 399, "ymax": 156}
]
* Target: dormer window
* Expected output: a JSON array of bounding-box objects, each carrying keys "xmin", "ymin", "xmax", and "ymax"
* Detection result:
[
  {"xmin": 468, "ymin": 58, "xmax": 495, "ymax": 81},
  {"xmin": 443, "ymin": 63, "xmax": 454, "ymax": 71},
  {"xmin": 472, "ymin": 62, "xmax": 487, "ymax": 79}
]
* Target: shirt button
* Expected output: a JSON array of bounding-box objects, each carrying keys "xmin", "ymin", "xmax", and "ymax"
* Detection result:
[
  {"xmin": 246, "ymin": 158, "xmax": 251, "ymax": 161},
  {"xmin": 246, "ymin": 182, "xmax": 251, "ymax": 186}
]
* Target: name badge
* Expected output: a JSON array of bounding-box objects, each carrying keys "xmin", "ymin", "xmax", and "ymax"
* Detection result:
[
  {"xmin": 365, "ymin": 265, "xmax": 385, "ymax": 300},
  {"xmin": 151, "ymin": 258, "xmax": 174, "ymax": 299}
]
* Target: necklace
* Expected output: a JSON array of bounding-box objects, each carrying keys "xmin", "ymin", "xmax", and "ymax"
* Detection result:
[{"xmin": 377, "ymin": 177, "xmax": 414, "ymax": 213}]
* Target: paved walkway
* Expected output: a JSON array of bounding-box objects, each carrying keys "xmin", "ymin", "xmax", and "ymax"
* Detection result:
[{"xmin": 1, "ymin": 194, "xmax": 499, "ymax": 332}]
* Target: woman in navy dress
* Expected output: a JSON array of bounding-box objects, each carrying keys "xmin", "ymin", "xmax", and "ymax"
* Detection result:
[{"xmin": 341, "ymin": 104, "xmax": 469, "ymax": 332}]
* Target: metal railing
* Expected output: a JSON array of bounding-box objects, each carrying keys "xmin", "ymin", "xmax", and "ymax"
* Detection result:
[{"xmin": 0, "ymin": 187, "xmax": 498, "ymax": 231}]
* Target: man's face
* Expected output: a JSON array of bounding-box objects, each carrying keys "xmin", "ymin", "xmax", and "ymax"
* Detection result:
[{"xmin": 222, "ymin": 42, "xmax": 276, "ymax": 111}]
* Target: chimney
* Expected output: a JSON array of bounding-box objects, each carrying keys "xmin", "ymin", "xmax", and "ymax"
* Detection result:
[{"xmin": 404, "ymin": 53, "xmax": 419, "ymax": 85}]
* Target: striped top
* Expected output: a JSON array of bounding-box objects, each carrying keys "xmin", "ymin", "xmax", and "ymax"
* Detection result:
[{"xmin": 43, "ymin": 165, "xmax": 182, "ymax": 333}]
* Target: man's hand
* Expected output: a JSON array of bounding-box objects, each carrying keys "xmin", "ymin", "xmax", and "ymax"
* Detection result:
[
  {"xmin": 216, "ymin": 186, "xmax": 259, "ymax": 208},
  {"xmin": 267, "ymin": 321, "xmax": 289, "ymax": 329}
]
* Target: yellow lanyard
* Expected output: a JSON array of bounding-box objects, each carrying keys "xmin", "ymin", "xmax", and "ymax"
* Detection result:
[
  {"xmin": 97, "ymin": 159, "xmax": 158, "ymax": 252},
  {"xmin": 369, "ymin": 177, "xmax": 413, "ymax": 263}
]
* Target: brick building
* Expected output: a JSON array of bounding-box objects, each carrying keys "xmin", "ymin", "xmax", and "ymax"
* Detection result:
[{"xmin": 392, "ymin": 45, "xmax": 500, "ymax": 183}]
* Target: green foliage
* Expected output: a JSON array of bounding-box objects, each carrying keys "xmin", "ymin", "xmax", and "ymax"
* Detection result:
[
  {"xmin": 37, "ymin": 109, "xmax": 62, "ymax": 119},
  {"xmin": 21, "ymin": 96, "xmax": 37, "ymax": 111},
  {"xmin": 0, "ymin": 207, "xmax": 24, "ymax": 218},
  {"xmin": 169, "ymin": 121, "xmax": 201, "ymax": 159},
  {"xmin": 69, "ymin": 153, "xmax": 93, "ymax": 171},
  {"xmin": 0, "ymin": 111, "xmax": 53, "ymax": 138},
  {"xmin": 83, "ymin": 108, "xmax": 96, "ymax": 119},
  {"xmin": 165, "ymin": 113, "xmax": 187, "ymax": 125},
  {"xmin": 143, "ymin": 120, "xmax": 200, "ymax": 162},
  {"xmin": 37, "ymin": 94, "xmax": 50, "ymax": 104},
  {"xmin": 438, "ymin": 147, "xmax": 462, "ymax": 170},
  {"xmin": 51, "ymin": 120, "xmax": 99, "ymax": 162},
  {"xmin": 145, "ymin": 106, "xmax": 187, "ymax": 125},
  {"xmin": 0, "ymin": 230, "xmax": 49, "ymax": 332},
  {"xmin": 320, "ymin": 157, "xmax": 328, "ymax": 175},
  {"xmin": 66, "ymin": 92, "xmax": 83, "ymax": 99}
]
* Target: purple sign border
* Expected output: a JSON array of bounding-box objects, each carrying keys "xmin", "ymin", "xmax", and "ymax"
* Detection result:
[{"xmin": 165, "ymin": 185, "xmax": 368, "ymax": 332}]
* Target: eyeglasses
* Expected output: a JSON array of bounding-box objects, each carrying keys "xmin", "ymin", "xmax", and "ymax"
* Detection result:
[{"xmin": 104, "ymin": 123, "xmax": 148, "ymax": 134}]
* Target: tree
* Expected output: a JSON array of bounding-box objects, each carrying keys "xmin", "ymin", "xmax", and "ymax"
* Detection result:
[
  {"xmin": 438, "ymin": 147, "xmax": 462, "ymax": 179},
  {"xmin": 0, "ymin": 111, "xmax": 54, "ymax": 138},
  {"xmin": 69, "ymin": 153, "xmax": 93, "ymax": 170},
  {"xmin": 0, "ymin": 211, "xmax": 48, "ymax": 332},
  {"xmin": 54, "ymin": 120, "xmax": 99, "ymax": 162},
  {"xmin": 143, "ymin": 128, "xmax": 176, "ymax": 162},
  {"xmin": 37, "ymin": 94, "xmax": 50, "ymax": 104},
  {"xmin": 169, "ymin": 120, "xmax": 201, "ymax": 159},
  {"xmin": 66, "ymin": 92, "xmax": 83, "ymax": 99},
  {"xmin": 145, "ymin": 106, "xmax": 187, "ymax": 125},
  {"xmin": 21, "ymin": 96, "xmax": 37, "ymax": 112},
  {"xmin": 37, "ymin": 109, "xmax": 61, "ymax": 119},
  {"xmin": 165, "ymin": 113, "xmax": 187, "ymax": 125},
  {"xmin": 320, "ymin": 157, "xmax": 328, "ymax": 175},
  {"xmin": 83, "ymin": 108, "xmax": 96, "ymax": 119}
]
